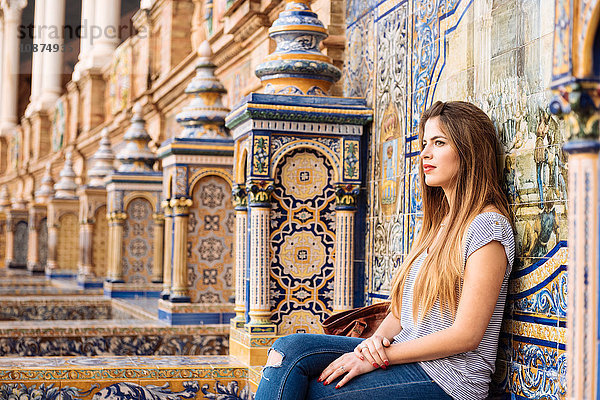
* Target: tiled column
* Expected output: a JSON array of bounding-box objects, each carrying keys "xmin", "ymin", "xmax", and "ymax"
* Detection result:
[
  {"xmin": 107, "ymin": 212, "xmax": 126, "ymax": 282},
  {"xmin": 232, "ymin": 184, "xmax": 248, "ymax": 327},
  {"xmin": 0, "ymin": 0, "xmax": 26, "ymax": 133},
  {"xmin": 152, "ymin": 212, "xmax": 164, "ymax": 283},
  {"xmin": 551, "ymin": 82, "xmax": 599, "ymax": 399},
  {"xmin": 169, "ymin": 197, "xmax": 193, "ymax": 303},
  {"xmin": 333, "ymin": 184, "xmax": 360, "ymax": 312},
  {"xmin": 161, "ymin": 201, "xmax": 173, "ymax": 299},
  {"xmin": 245, "ymin": 180, "xmax": 275, "ymax": 332}
]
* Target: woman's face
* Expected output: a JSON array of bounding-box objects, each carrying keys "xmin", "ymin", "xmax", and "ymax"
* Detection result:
[{"xmin": 420, "ymin": 117, "xmax": 460, "ymax": 192}]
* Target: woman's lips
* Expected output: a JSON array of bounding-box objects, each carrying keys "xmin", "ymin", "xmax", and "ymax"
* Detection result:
[{"xmin": 423, "ymin": 165, "xmax": 435, "ymax": 173}]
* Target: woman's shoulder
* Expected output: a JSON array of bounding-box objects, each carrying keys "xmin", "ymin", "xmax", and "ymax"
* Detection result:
[
  {"xmin": 464, "ymin": 208, "xmax": 515, "ymax": 265},
  {"xmin": 471, "ymin": 206, "xmax": 511, "ymax": 227}
]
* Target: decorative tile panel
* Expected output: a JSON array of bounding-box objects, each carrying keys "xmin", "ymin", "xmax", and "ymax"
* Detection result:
[
  {"xmin": 270, "ymin": 149, "xmax": 336, "ymax": 334},
  {"xmin": 14, "ymin": 221, "xmax": 28, "ymax": 265},
  {"xmin": 122, "ymin": 198, "xmax": 154, "ymax": 284},
  {"xmin": 92, "ymin": 207, "xmax": 108, "ymax": 279},
  {"xmin": 343, "ymin": 10, "xmax": 375, "ymax": 105},
  {"xmin": 57, "ymin": 214, "xmax": 79, "ymax": 272},
  {"xmin": 188, "ymin": 175, "xmax": 235, "ymax": 304}
]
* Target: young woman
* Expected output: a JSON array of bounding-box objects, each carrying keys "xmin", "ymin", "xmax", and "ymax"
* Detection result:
[{"xmin": 254, "ymin": 101, "xmax": 515, "ymax": 400}]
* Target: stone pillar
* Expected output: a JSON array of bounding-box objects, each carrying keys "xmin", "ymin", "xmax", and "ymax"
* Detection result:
[
  {"xmin": 232, "ymin": 184, "xmax": 247, "ymax": 327},
  {"xmin": 333, "ymin": 184, "xmax": 359, "ymax": 312},
  {"xmin": 0, "ymin": 12, "xmax": 5, "ymax": 111},
  {"xmin": 161, "ymin": 202, "xmax": 173, "ymax": 299},
  {"xmin": 88, "ymin": 0, "xmax": 121, "ymax": 69},
  {"xmin": 169, "ymin": 197, "xmax": 192, "ymax": 302},
  {"xmin": 72, "ymin": 0, "xmax": 95, "ymax": 81},
  {"xmin": 152, "ymin": 212, "xmax": 164, "ymax": 283},
  {"xmin": 245, "ymin": 180, "xmax": 275, "ymax": 331},
  {"xmin": 107, "ymin": 212, "xmax": 126, "ymax": 282},
  {"xmin": 28, "ymin": 0, "xmax": 44, "ymax": 110},
  {"xmin": 0, "ymin": 0, "xmax": 27, "ymax": 133},
  {"xmin": 39, "ymin": 0, "xmax": 66, "ymax": 109},
  {"xmin": 550, "ymin": 82, "xmax": 599, "ymax": 400}
]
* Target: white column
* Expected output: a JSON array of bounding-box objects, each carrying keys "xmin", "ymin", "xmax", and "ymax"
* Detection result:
[
  {"xmin": 0, "ymin": 0, "xmax": 27, "ymax": 134},
  {"xmin": 28, "ymin": 0, "xmax": 45, "ymax": 111},
  {"xmin": 333, "ymin": 210, "xmax": 355, "ymax": 312},
  {"xmin": 232, "ymin": 185, "xmax": 248, "ymax": 327},
  {"xmin": 245, "ymin": 181, "xmax": 274, "ymax": 331},
  {"xmin": 0, "ymin": 13, "xmax": 6, "ymax": 115},
  {"xmin": 72, "ymin": 0, "xmax": 95, "ymax": 81},
  {"xmin": 247, "ymin": 206, "xmax": 271, "ymax": 327},
  {"xmin": 88, "ymin": 0, "xmax": 121, "ymax": 69},
  {"xmin": 332, "ymin": 185, "xmax": 359, "ymax": 312},
  {"xmin": 39, "ymin": 0, "xmax": 66, "ymax": 109}
]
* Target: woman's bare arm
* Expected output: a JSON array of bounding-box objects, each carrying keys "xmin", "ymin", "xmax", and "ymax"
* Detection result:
[{"xmin": 384, "ymin": 239, "xmax": 507, "ymax": 364}]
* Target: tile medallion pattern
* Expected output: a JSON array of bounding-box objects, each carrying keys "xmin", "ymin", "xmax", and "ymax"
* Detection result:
[
  {"xmin": 57, "ymin": 213, "xmax": 79, "ymax": 272},
  {"xmin": 188, "ymin": 175, "xmax": 234, "ymax": 304},
  {"xmin": 270, "ymin": 149, "xmax": 336, "ymax": 334},
  {"xmin": 123, "ymin": 198, "xmax": 154, "ymax": 284}
]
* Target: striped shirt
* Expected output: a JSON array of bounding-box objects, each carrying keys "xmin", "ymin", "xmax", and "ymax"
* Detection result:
[{"xmin": 392, "ymin": 212, "xmax": 515, "ymax": 400}]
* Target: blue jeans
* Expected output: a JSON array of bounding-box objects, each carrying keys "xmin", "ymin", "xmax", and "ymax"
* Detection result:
[{"xmin": 255, "ymin": 333, "xmax": 453, "ymax": 400}]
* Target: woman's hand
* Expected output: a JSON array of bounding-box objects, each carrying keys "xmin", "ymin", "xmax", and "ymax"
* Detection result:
[
  {"xmin": 354, "ymin": 335, "xmax": 391, "ymax": 368},
  {"xmin": 318, "ymin": 352, "xmax": 376, "ymax": 389}
]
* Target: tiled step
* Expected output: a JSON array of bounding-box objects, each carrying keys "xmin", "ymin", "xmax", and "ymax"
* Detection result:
[{"xmin": 0, "ymin": 355, "xmax": 253, "ymax": 400}]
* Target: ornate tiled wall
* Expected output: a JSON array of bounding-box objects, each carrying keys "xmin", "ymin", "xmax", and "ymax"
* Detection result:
[
  {"xmin": 344, "ymin": 0, "xmax": 567, "ymax": 398},
  {"xmin": 188, "ymin": 176, "xmax": 235, "ymax": 304},
  {"xmin": 122, "ymin": 198, "xmax": 154, "ymax": 284},
  {"xmin": 270, "ymin": 149, "xmax": 337, "ymax": 334}
]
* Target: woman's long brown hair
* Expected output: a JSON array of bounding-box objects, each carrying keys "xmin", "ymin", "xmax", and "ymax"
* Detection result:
[{"xmin": 389, "ymin": 101, "xmax": 513, "ymax": 321}]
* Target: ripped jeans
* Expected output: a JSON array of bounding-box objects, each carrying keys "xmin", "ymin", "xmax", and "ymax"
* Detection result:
[{"xmin": 254, "ymin": 333, "xmax": 452, "ymax": 400}]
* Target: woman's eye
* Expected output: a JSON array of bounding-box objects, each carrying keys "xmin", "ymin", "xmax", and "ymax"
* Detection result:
[{"xmin": 435, "ymin": 140, "xmax": 444, "ymax": 146}]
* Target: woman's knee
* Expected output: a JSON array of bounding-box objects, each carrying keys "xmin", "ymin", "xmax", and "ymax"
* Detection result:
[{"xmin": 265, "ymin": 333, "xmax": 317, "ymax": 366}]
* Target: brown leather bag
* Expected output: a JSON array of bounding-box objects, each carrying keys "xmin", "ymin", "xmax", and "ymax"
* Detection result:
[{"xmin": 322, "ymin": 301, "xmax": 391, "ymax": 338}]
